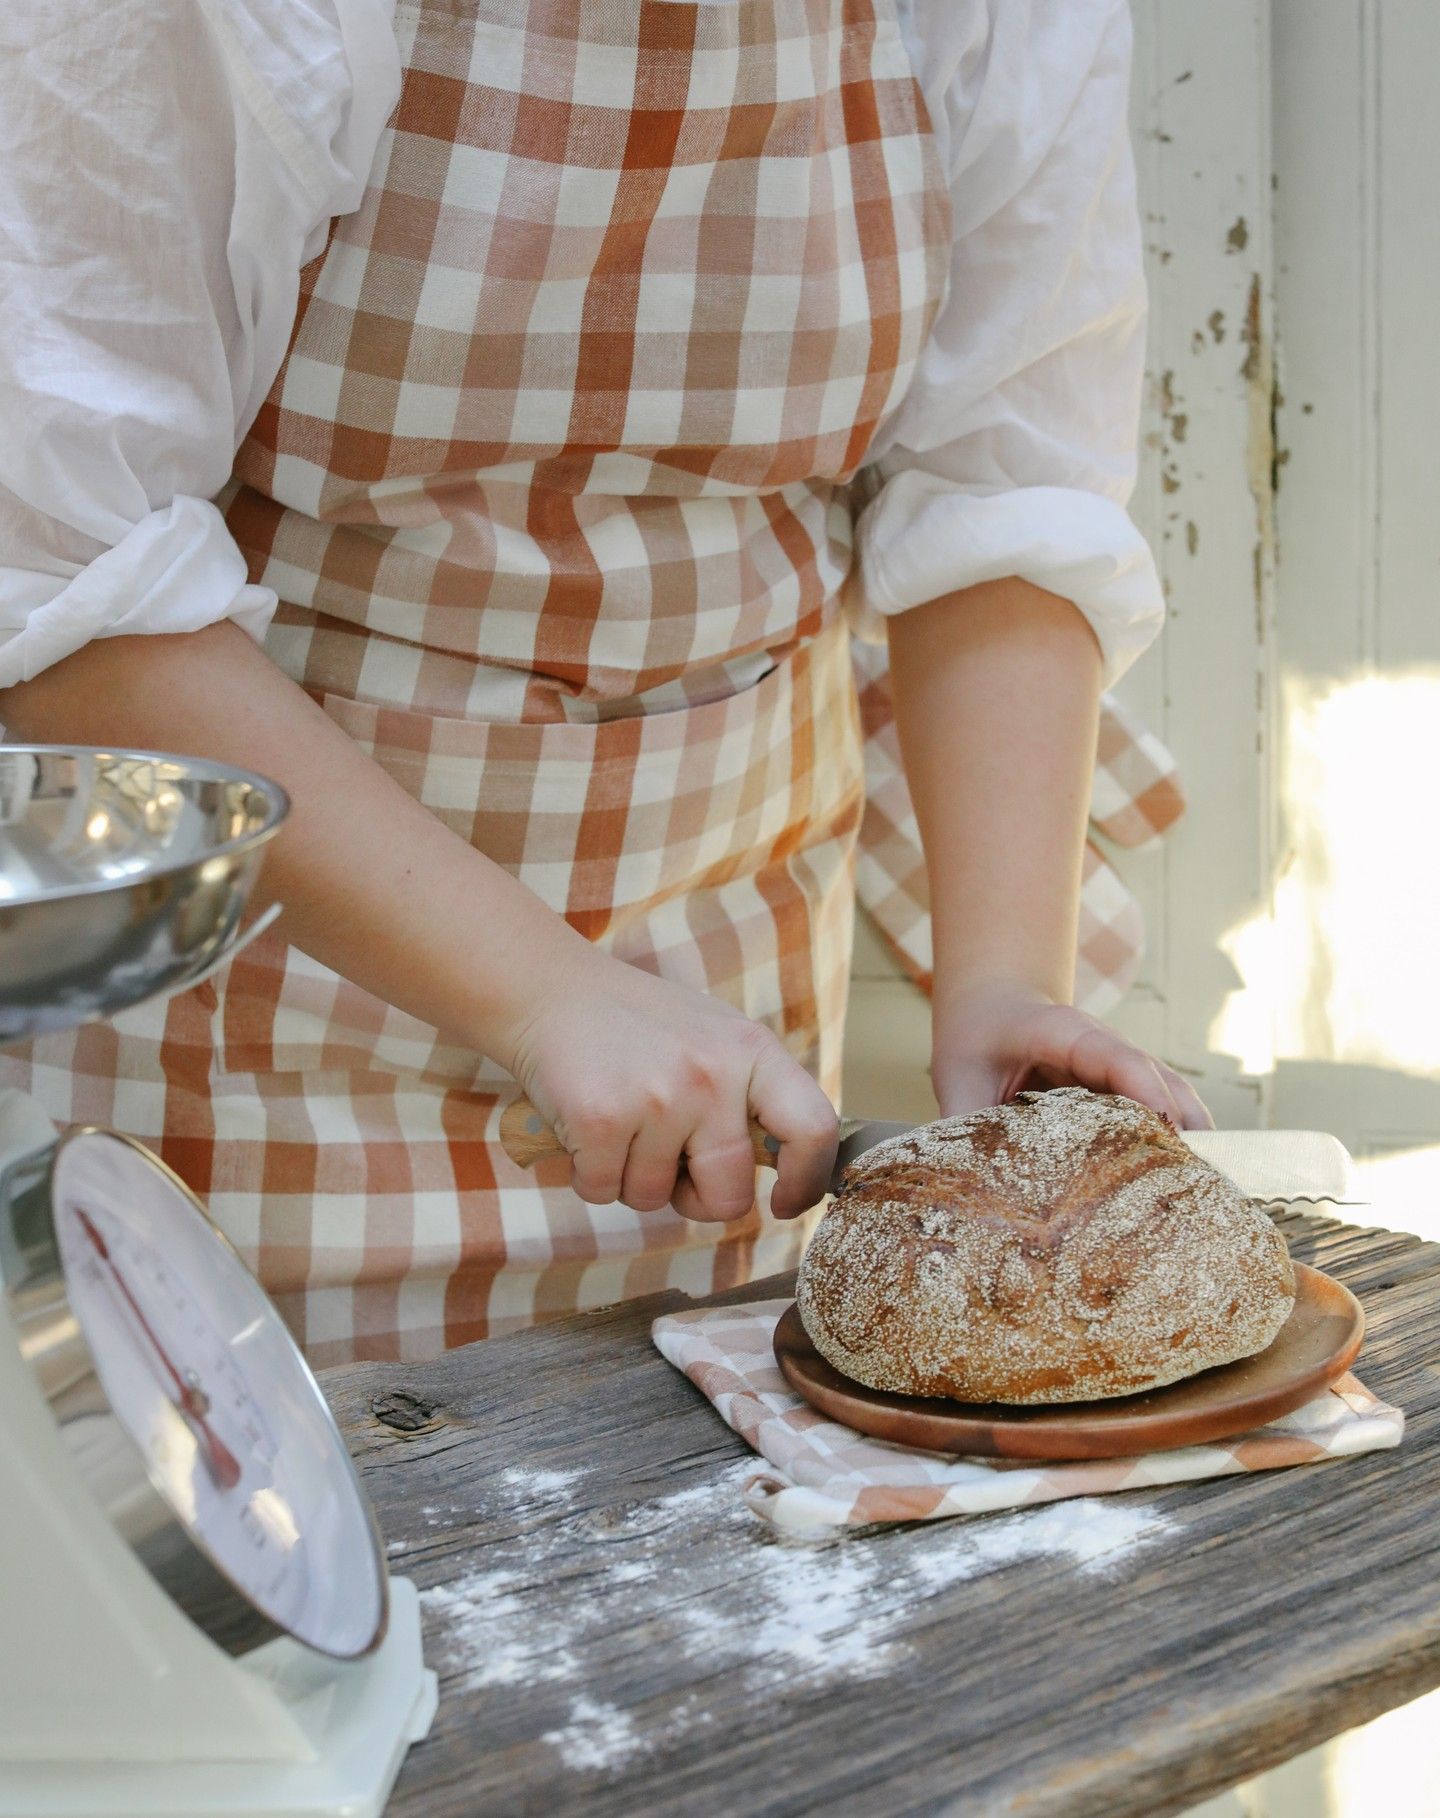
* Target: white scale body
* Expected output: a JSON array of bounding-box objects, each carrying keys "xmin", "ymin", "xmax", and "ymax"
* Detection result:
[{"xmin": 0, "ymin": 1094, "xmax": 437, "ymax": 1818}]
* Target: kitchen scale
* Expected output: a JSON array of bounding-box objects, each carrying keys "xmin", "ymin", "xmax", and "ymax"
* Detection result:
[{"xmin": 0, "ymin": 747, "xmax": 437, "ymax": 1818}]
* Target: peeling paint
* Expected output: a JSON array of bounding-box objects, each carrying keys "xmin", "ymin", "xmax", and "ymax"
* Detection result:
[
  {"xmin": 1186, "ymin": 520, "xmax": 1199, "ymax": 556},
  {"xmin": 1240, "ymin": 270, "xmax": 1278, "ymax": 648},
  {"xmin": 1239, "ymin": 277, "xmax": 1263, "ymax": 386},
  {"xmin": 1227, "ymin": 216, "xmax": 1250, "ymax": 254},
  {"xmin": 1207, "ymin": 308, "xmax": 1226, "ymax": 344},
  {"xmin": 1156, "ymin": 368, "xmax": 1189, "ymax": 457}
]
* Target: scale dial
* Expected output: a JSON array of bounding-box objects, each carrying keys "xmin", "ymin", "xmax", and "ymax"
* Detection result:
[{"xmin": 49, "ymin": 1128, "xmax": 386, "ymax": 1660}]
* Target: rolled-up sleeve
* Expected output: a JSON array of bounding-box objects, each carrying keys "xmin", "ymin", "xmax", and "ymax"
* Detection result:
[
  {"xmin": 0, "ymin": 0, "xmax": 398, "ymax": 689},
  {"xmin": 856, "ymin": 0, "xmax": 1162, "ymax": 685}
]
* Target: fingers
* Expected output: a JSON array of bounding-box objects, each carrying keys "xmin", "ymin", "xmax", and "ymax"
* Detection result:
[
  {"xmin": 1155, "ymin": 1061, "xmax": 1214, "ymax": 1131},
  {"xmin": 1067, "ymin": 1027, "xmax": 1215, "ymax": 1132},
  {"xmin": 564, "ymin": 1099, "xmax": 640, "ymax": 1207},
  {"xmin": 576, "ymin": 1063, "xmax": 763, "ymax": 1224},
  {"xmin": 747, "ymin": 1036, "xmax": 839, "ymax": 1219},
  {"xmin": 673, "ymin": 1124, "xmax": 760, "ymax": 1224},
  {"xmin": 660, "ymin": 1054, "xmax": 763, "ymax": 1221},
  {"xmin": 1033, "ymin": 1017, "xmax": 1185, "ymax": 1128},
  {"xmin": 619, "ymin": 1112, "xmax": 692, "ymax": 1214},
  {"xmin": 545, "ymin": 1018, "xmax": 835, "ymax": 1224},
  {"xmin": 1107, "ymin": 1047, "xmax": 1184, "ymax": 1128}
]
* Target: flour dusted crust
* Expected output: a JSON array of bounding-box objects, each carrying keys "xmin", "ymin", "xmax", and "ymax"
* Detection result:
[{"xmin": 796, "ymin": 1089, "xmax": 1296, "ymax": 1405}]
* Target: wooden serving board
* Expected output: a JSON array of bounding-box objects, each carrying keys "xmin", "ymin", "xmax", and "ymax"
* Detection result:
[{"xmin": 773, "ymin": 1262, "xmax": 1364, "ymax": 1461}]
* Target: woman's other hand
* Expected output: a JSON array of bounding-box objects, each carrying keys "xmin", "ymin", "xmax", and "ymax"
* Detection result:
[
  {"xmin": 501, "ymin": 948, "xmax": 838, "ymax": 1223},
  {"xmin": 932, "ymin": 981, "xmax": 1214, "ymax": 1130}
]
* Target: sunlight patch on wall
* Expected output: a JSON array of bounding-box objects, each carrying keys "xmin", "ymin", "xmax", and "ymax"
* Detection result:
[
  {"xmin": 1348, "ymin": 1143, "xmax": 1440, "ymax": 1243},
  {"xmin": 1210, "ymin": 670, "xmax": 1440, "ymax": 1081}
]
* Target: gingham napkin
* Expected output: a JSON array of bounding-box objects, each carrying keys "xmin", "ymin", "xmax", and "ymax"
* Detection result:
[{"xmin": 651, "ymin": 1301, "xmax": 1403, "ymax": 1537}]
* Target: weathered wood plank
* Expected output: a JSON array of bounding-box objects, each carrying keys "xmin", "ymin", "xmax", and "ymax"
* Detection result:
[{"xmin": 320, "ymin": 1210, "xmax": 1440, "ymax": 1817}]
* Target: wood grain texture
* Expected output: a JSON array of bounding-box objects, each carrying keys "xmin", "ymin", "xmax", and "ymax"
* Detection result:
[{"xmin": 321, "ymin": 1211, "xmax": 1440, "ymax": 1817}]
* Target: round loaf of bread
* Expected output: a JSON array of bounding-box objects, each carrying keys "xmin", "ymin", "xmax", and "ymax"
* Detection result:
[{"xmin": 797, "ymin": 1088, "xmax": 1296, "ymax": 1405}]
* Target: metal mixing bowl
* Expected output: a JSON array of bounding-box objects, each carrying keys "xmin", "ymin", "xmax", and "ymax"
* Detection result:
[{"xmin": 0, "ymin": 748, "xmax": 288, "ymax": 1044}]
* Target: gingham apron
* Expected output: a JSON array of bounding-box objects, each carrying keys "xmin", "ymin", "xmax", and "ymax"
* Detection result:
[
  {"xmin": 0, "ymin": 0, "xmax": 946, "ymax": 1365},
  {"xmin": 0, "ymin": 0, "xmax": 1183, "ymax": 1368}
]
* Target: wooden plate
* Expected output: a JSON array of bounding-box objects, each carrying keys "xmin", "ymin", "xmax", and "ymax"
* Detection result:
[{"xmin": 773, "ymin": 1263, "xmax": 1363, "ymax": 1461}]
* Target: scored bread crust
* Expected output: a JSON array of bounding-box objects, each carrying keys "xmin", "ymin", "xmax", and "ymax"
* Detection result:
[{"xmin": 797, "ymin": 1088, "xmax": 1296, "ymax": 1405}]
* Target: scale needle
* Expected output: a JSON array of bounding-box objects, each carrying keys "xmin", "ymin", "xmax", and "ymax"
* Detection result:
[{"xmin": 74, "ymin": 1206, "xmax": 243, "ymax": 1491}]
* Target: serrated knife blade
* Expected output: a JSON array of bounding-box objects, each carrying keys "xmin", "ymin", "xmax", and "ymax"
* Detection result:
[{"xmin": 818, "ymin": 1118, "xmax": 1368, "ymax": 1206}]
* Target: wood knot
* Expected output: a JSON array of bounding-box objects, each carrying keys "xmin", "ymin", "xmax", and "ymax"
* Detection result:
[
  {"xmin": 576, "ymin": 1502, "xmax": 669, "ymax": 1540},
  {"xmin": 370, "ymin": 1389, "xmax": 442, "ymax": 1434}
]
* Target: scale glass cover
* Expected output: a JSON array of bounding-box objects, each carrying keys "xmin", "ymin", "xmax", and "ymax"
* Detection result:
[{"xmin": 49, "ymin": 1126, "xmax": 387, "ymax": 1659}]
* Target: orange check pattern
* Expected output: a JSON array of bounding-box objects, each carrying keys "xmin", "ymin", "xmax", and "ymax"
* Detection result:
[
  {"xmin": 0, "ymin": 0, "xmax": 950, "ymax": 1367},
  {"xmin": 0, "ymin": 0, "xmax": 1183, "ymax": 1369},
  {"xmin": 653, "ymin": 1298, "xmax": 1404, "ymax": 1535},
  {"xmin": 224, "ymin": 0, "xmax": 950, "ymax": 727}
]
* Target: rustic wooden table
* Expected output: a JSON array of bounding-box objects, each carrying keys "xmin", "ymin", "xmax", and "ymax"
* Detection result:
[{"xmin": 321, "ymin": 1209, "xmax": 1440, "ymax": 1818}]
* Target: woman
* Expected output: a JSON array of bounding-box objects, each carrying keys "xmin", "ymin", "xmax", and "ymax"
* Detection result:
[{"xmin": 0, "ymin": 0, "xmax": 1209, "ymax": 1366}]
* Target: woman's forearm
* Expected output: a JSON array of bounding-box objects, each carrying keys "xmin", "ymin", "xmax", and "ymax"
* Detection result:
[
  {"xmin": 886, "ymin": 576, "xmax": 1102, "ymax": 1014},
  {"xmin": 0, "ymin": 622, "xmax": 843, "ymax": 1211},
  {"xmin": 0, "ymin": 622, "xmax": 593, "ymax": 1063}
]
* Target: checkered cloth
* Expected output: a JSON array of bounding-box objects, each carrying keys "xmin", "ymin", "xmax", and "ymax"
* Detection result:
[
  {"xmin": 0, "ymin": 0, "xmax": 1183, "ymax": 1371},
  {"xmin": 653, "ymin": 1298, "xmax": 1404, "ymax": 1535},
  {"xmin": 852, "ymin": 641, "xmax": 1186, "ymax": 1016},
  {"xmin": 0, "ymin": 0, "xmax": 949, "ymax": 1368},
  {"xmin": 226, "ymin": 0, "xmax": 950, "ymax": 729}
]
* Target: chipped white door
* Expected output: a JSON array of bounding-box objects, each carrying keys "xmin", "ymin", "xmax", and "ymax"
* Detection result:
[
  {"xmin": 1123, "ymin": 0, "xmax": 1440, "ymax": 1212},
  {"xmin": 1252, "ymin": 2, "xmax": 1440, "ymax": 1214},
  {"xmin": 1110, "ymin": 0, "xmax": 1278, "ymax": 1131},
  {"xmin": 849, "ymin": 0, "xmax": 1440, "ymax": 1196}
]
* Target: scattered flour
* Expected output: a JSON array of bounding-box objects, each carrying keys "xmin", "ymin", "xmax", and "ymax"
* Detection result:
[
  {"xmin": 421, "ymin": 1567, "xmax": 581, "ymax": 1689},
  {"xmin": 906, "ymin": 1497, "xmax": 1163, "ymax": 1589},
  {"xmin": 541, "ymin": 1698, "xmax": 647, "ymax": 1773},
  {"xmin": 542, "ymin": 1695, "xmax": 715, "ymax": 1775},
  {"xmin": 501, "ymin": 1466, "xmax": 583, "ymax": 1502},
  {"xmin": 418, "ymin": 1460, "xmax": 1175, "ymax": 1779}
]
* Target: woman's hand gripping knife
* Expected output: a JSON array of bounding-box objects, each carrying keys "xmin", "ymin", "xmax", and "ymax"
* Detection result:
[
  {"xmin": 886, "ymin": 576, "xmax": 1213, "ymax": 1133},
  {"xmin": 0, "ymin": 624, "xmax": 839, "ymax": 1222}
]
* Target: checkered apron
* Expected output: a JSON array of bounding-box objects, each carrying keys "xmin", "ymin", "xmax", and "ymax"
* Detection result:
[
  {"xmin": 1, "ymin": 0, "xmax": 1183, "ymax": 1368},
  {"xmin": 0, "ymin": 0, "xmax": 949, "ymax": 1365}
]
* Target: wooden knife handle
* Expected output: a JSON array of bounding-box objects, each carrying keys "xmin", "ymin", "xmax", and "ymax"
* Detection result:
[{"xmin": 499, "ymin": 1095, "xmax": 778, "ymax": 1170}]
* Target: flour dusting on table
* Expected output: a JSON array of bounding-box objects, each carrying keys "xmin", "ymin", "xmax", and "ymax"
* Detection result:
[
  {"xmin": 415, "ymin": 1459, "xmax": 1174, "ymax": 1779},
  {"xmin": 502, "ymin": 1465, "xmax": 582, "ymax": 1503},
  {"xmin": 541, "ymin": 1698, "xmax": 645, "ymax": 1773}
]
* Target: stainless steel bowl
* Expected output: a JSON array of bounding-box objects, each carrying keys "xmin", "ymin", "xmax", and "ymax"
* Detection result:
[{"xmin": 0, "ymin": 747, "xmax": 288, "ymax": 1044}]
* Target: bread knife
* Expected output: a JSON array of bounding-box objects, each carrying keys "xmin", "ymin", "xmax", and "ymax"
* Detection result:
[
  {"xmin": 498, "ymin": 1098, "xmax": 1368, "ymax": 1206},
  {"xmin": 821, "ymin": 1121, "xmax": 1367, "ymax": 1206}
]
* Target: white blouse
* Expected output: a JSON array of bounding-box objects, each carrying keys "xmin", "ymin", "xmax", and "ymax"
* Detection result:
[{"xmin": 0, "ymin": 0, "xmax": 1161, "ymax": 691}]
